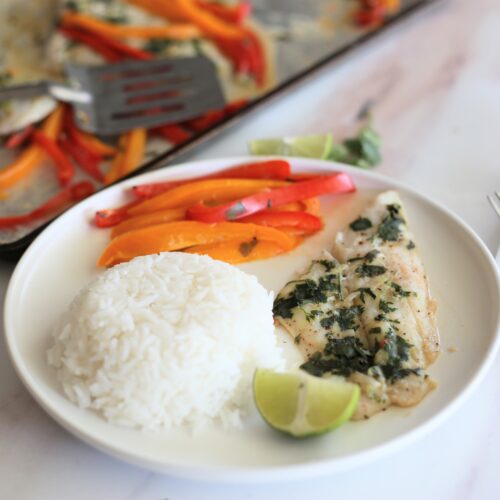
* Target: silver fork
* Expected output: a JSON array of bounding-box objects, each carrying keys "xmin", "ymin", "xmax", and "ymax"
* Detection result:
[
  {"xmin": 487, "ymin": 191, "xmax": 500, "ymax": 264},
  {"xmin": 487, "ymin": 191, "xmax": 500, "ymax": 218}
]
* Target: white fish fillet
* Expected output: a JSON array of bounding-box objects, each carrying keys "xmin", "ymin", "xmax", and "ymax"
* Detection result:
[{"xmin": 274, "ymin": 191, "xmax": 439, "ymax": 419}]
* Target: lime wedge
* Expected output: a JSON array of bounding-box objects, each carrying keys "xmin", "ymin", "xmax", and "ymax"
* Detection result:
[
  {"xmin": 253, "ymin": 369, "xmax": 359, "ymax": 437},
  {"xmin": 249, "ymin": 134, "xmax": 334, "ymax": 160}
]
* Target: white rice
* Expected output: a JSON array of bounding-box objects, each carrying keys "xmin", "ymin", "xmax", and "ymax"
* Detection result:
[{"xmin": 47, "ymin": 252, "xmax": 283, "ymax": 430}]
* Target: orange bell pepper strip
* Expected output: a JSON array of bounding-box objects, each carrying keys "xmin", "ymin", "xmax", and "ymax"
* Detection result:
[
  {"xmin": 105, "ymin": 129, "xmax": 146, "ymax": 184},
  {"xmin": 97, "ymin": 221, "xmax": 295, "ymax": 267},
  {"xmin": 128, "ymin": 178, "xmax": 289, "ymax": 216},
  {"xmin": 111, "ymin": 207, "xmax": 186, "ymax": 238},
  {"xmin": 130, "ymin": 159, "xmax": 291, "ymax": 199},
  {"xmin": 61, "ymin": 12, "xmax": 200, "ymax": 40},
  {"xmin": 184, "ymin": 238, "xmax": 286, "ymax": 264},
  {"xmin": 64, "ymin": 110, "xmax": 116, "ymax": 157},
  {"xmin": 125, "ymin": 0, "xmax": 245, "ymax": 40},
  {"xmin": 0, "ymin": 105, "xmax": 64, "ymax": 192}
]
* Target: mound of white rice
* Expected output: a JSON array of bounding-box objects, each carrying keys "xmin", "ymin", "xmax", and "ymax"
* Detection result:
[{"xmin": 47, "ymin": 252, "xmax": 283, "ymax": 430}]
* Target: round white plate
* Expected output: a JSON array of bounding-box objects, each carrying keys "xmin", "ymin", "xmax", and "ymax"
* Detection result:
[{"xmin": 4, "ymin": 157, "xmax": 500, "ymax": 482}]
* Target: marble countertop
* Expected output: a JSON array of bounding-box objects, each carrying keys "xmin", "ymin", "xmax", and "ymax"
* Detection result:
[{"xmin": 1, "ymin": 0, "xmax": 500, "ymax": 498}]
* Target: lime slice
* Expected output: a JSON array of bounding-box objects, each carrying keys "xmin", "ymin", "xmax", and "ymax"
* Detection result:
[
  {"xmin": 253, "ymin": 369, "xmax": 359, "ymax": 437},
  {"xmin": 249, "ymin": 134, "xmax": 334, "ymax": 160}
]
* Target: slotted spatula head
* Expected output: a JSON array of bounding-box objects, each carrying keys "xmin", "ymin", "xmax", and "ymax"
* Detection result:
[{"xmin": 66, "ymin": 56, "xmax": 225, "ymax": 134}]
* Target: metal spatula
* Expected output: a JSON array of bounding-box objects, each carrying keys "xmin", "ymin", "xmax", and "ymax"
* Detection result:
[{"xmin": 0, "ymin": 56, "xmax": 225, "ymax": 135}]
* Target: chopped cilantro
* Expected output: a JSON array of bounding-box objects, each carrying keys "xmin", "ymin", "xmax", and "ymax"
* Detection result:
[
  {"xmin": 407, "ymin": 241, "xmax": 416, "ymax": 250},
  {"xmin": 357, "ymin": 287, "xmax": 376, "ymax": 303},
  {"xmin": 320, "ymin": 305, "xmax": 364, "ymax": 331},
  {"xmin": 349, "ymin": 217, "xmax": 372, "ymax": 231},
  {"xmin": 379, "ymin": 299, "xmax": 397, "ymax": 313},
  {"xmin": 376, "ymin": 204, "xmax": 405, "ymax": 242},
  {"xmin": 391, "ymin": 282, "xmax": 413, "ymax": 297},
  {"xmin": 355, "ymin": 264, "xmax": 386, "ymax": 277}
]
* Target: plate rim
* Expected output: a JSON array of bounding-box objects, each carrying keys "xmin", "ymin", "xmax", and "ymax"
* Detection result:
[{"xmin": 4, "ymin": 156, "xmax": 500, "ymax": 482}]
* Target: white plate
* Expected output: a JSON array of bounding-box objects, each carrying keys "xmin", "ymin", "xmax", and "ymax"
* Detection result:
[{"xmin": 4, "ymin": 157, "xmax": 500, "ymax": 482}]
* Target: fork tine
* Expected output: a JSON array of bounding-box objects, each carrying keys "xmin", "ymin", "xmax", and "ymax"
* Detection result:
[{"xmin": 487, "ymin": 194, "xmax": 500, "ymax": 218}]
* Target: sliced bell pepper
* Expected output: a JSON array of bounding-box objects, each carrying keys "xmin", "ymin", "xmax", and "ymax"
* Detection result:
[
  {"xmin": 126, "ymin": 0, "xmax": 246, "ymax": 40},
  {"xmin": 111, "ymin": 207, "xmax": 186, "ymax": 238},
  {"xmin": 153, "ymin": 124, "xmax": 192, "ymax": 146},
  {"xmin": 64, "ymin": 110, "xmax": 116, "ymax": 157},
  {"xmin": 194, "ymin": 1, "xmax": 251, "ymax": 25},
  {"xmin": 0, "ymin": 181, "xmax": 94, "ymax": 229},
  {"xmin": 4, "ymin": 125, "xmax": 35, "ymax": 149},
  {"xmin": 184, "ymin": 237, "xmax": 286, "ymax": 264},
  {"xmin": 182, "ymin": 99, "xmax": 247, "ymax": 132},
  {"xmin": 94, "ymin": 199, "xmax": 142, "ymax": 228},
  {"xmin": 59, "ymin": 25, "xmax": 152, "ymax": 61},
  {"xmin": 59, "ymin": 136, "xmax": 104, "ymax": 182},
  {"xmin": 0, "ymin": 105, "xmax": 64, "ymax": 192},
  {"xmin": 128, "ymin": 178, "xmax": 289, "ymax": 216},
  {"xmin": 33, "ymin": 131, "xmax": 75, "ymax": 187},
  {"xmin": 59, "ymin": 26, "xmax": 123, "ymax": 62},
  {"xmin": 61, "ymin": 12, "xmax": 199, "ymax": 40},
  {"xmin": 97, "ymin": 220, "xmax": 295, "ymax": 267},
  {"xmin": 187, "ymin": 173, "xmax": 356, "ymax": 223},
  {"xmin": 130, "ymin": 159, "xmax": 291, "ymax": 199},
  {"xmin": 239, "ymin": 210, "xmax": 323, "ymax": 234},
  {"xmin": 105, "ymin": 128, "xmax": 146, "ymax": 184}
]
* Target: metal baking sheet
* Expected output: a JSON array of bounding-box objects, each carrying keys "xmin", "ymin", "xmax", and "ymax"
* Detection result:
[{"xmin": 0, "ymin": 0, "xmax": 444, "ymax": 259}]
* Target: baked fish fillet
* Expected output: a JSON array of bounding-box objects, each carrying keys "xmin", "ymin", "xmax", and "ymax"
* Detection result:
[{"xmin": 274, "ymin": 191, "xmax": 439, "ymax": 420}]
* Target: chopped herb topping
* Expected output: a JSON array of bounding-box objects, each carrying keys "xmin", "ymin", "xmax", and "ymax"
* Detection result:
[
  {"xmin": 294, "ymin": 334, "xmax": 302, "ymax": 344},
  {"xmin": 349, "ymin": 217, "xmax": 372, "ymax": 231},
  {"xmin": 357, "ymin": 287, "xmax": 376, "ymax": 303},
  {"xmin": 369, "ymin": 327, "xmax": 382, "ymax": 334},
  {"xmin": 301, "ymin": 336, "xmax": 373, "ymax": 377},
  {"xmin": 407, "ymin": 241, "xmax": 416, "ymax": 250},
  {"xmin": 376, "ymin": 204, "xmax": 405, "ymax": 242},
  {"xmin": 348, "ymin": 249, "xmax": 379, "ymax": 263},
  {"xmin": 317, "ymin": 259, "xmax": 336, "ymax": 271},
  {"xmin": 355, "ymin": 264, "xmax": 387, "ymax": 277},
  {"xmin": 273, "ymin": 276, "xmax": 341, "ymax": 319},
  {"xmin": 379, "ymin": 299, "xmax": 397, "ymax": 313},
  {"xmin": 239, "ymin": 238, "xmax": 258, "ymax": 257},
  {"xmin": 144, "ymin": 38, "xmax": 175, "ymax": 54},
  {"xmin": 303, "ymin": 309, "xmax": 322, "ymax": 322},
  {"xmin": 320, "ymin": 305, "xmax": 364, "ymax": 331},
  {"xmin": 391, "ymin": 282, "xmax": 413, "ymax": 297}
]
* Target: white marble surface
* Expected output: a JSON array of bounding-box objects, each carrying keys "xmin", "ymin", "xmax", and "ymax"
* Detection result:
[{"xmin": 1, "ymin": 0, "xmax": 500, "ymax": 498}]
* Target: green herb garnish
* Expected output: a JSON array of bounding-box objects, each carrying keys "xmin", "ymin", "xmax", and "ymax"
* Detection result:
[{"xmin": 349, "ymin": 217, "xmax": 372, "ymax": 231}]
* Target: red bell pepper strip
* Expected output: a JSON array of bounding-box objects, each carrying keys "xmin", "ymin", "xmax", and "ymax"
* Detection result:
[
  {"xmin": 4, "ymin": 125, "xmax": 35, "ymax": 149},
  {"xmin": 187, "ymin": 173, "xmax": 356, "ymax": 222},
  {"xmin": 94, "ymin": 199, "xmax": 143, "ymax": 228},
  {"xmin": 130, "ymin": 160, "xmax": 292, "ymax": 199},
  {"xmin": 153, "ymin": 124, "xmax": 192, "ymax": 145},
  {"xmin": 59, "ymin": 26, "xmax": 123, "ymax": 62},
  {"xmin": 59, "ymin": 25, "xmax": 152, "ymax": 61},
  {"xmin": 195, "ymin": 1, "xmax": 251, "ymax": 24},
  {"xmin": 239, "ymin": 210, "xmax": 323, "ymax": 234},
  {"xmin": 182, "ymin": 99, "xmax": 247, "ymax": 133},
  {"xmin": 0, "ymin": 181, "xmax": 94, "ymax": 229},
  {"xmin": 33, "ymin": 131, "xmax": 75, "ymax": 187},
  {"xmin": 59, "ymin": 136, "xmax": 104, "ymax": 182}
]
